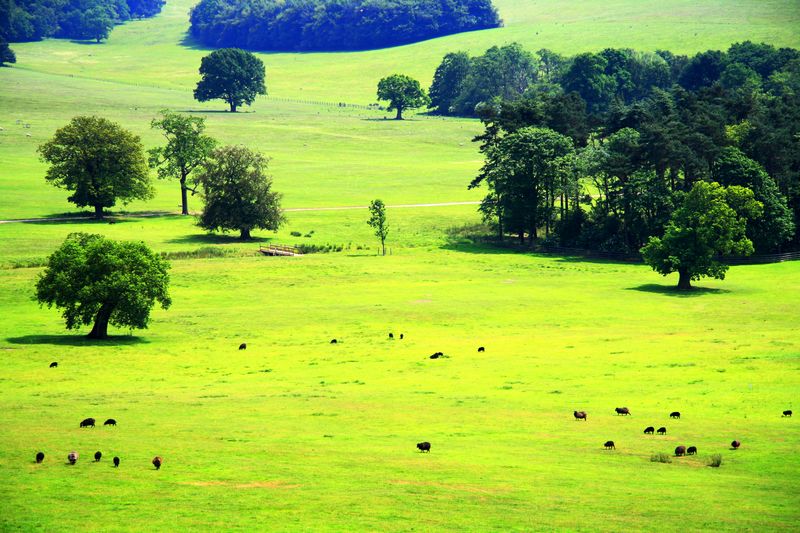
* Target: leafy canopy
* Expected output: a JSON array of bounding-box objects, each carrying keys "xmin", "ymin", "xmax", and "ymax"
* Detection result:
[
  {"xmin": 36, "ymin": 233, "xmax": 171, "ymax": 339},
  {"xmin": 377, "ymin": 74, "xmax": 430, "ymax": 120},
  {"xmin": 197, "ymin": 145, "xmax": 285, "ymax": 240},
  {"xmin": 641, "ymin": 181, "xmax": 762, "ymax": 289},
  {"xmin": 38, "ymin": 115, "xmax": 153, "ymax": 218},
  {"xmin": 194, "ymin": 48, "xmax": 266, "ymax": 112},
  {"xmin": 367, "ymin": 199, "xmax": 389, "ymax": 255}
]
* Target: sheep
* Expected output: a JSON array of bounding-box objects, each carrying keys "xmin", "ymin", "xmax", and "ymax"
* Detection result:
[
  {"xmin": 731, "ymin": 440, "xmax": 740, "ymax": 449},
  {"xmin": 615, "ymin": 407, "xmax": 631, "ymax": 416},
  {"xmin": 657, "ymin": 427, "xmax": 667, "ymax": 435},
  {"xmin": 416, "ymin": 442, "xmax": 431, "ymax": 453},
  {"xmin": 80, "ymin": 417, "xmax": 95, "ymax": 428},
  {"xmin": 239, "ymin": 343, "xmax": 247, "ymax": 350},
  {"xmin": 574, "ymin": 411, "xmax": 587, "ymax": 421},
  {"xmin": 35, "ymin": 452, "xmax": 45, "ymax": 463},
  {"xmin": 104, "ymin": 419, "xmax": 116, "ymax": 426},
  {"xmin": 670, "ymin": 411, "xmax": 681, "ymax": 419},
  {"xmin": 783, "ymin": 410, "xmax": 792, "ymax": 417},
  {"xmin": 675, "ymin": 445, "xmax": 686, "ymax": 457},
  {"xmin": 604, "ymin": 441, "xmax": 615, "ymax": 450},
  {"xmin": 687, "ymin": 446, "xmax": 697, "ymax": 455},
  {"xmin": 94, "ymin": 451, "xmax": 102, "ymax": 462},
  {"xmin": 25, "ymin": 133, "xmax": 32, "ymax": 137},
  {"xmin": 643, "ymin": 426, "xmax": 655, "ymax": 434},
  {"xmin": 477, "ymin": 347, "xmax": 485, "ymax": 352},
  {"xmin": 49, "ymin": 362, "xmax": 58, "ymax": 368},
  {"xmin": 68, "ymin": 451, "xmax": 78, "ymax": 465},
  {"xmin": 113, "ymin": 456, "xmax": 120, "ymax": 467},
  {"xmin": 152, "ymin": 456, "xmax": 163, "ymax": 469}
]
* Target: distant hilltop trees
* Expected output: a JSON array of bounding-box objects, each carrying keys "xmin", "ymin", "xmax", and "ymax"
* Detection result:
[
  {"xmin": 0, "ymin": 0, "xmax": 165, "ymax": 42},
  {"xmin": 189, "ymin": 0, "xmax": 501, "ymax": 52}
]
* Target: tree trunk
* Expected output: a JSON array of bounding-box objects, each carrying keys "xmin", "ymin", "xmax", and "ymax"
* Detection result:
[
  {"xmin": 395, "ymin": 107, "xmax": 403, "ymax": 120},
  {"xmin": 240, "ymin": 228, "xmax": 251, "ymax": 240},
  {"xmin": 381, "ymin": 238, "xmax": 386, "ymax": 256},
  {"xmin": 88, "ymin": 304, "xmax": 113, "ymax": 339},
  {"xmin": 94, "ymin": 205, "xmax": 104, "ymax": 219},
  {"xmin": 180, "ymin": 176, "xmax": 189, "ymax": 215},
  {"xmin": 230, "ymin": 101, "xmax": 237, "ymax": 113},
  {"xmin": 677, "ymin": 268, "xmax": 692, "ymax": 290}
]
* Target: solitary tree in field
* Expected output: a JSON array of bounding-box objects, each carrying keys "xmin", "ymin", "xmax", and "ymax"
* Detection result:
[
  {"xmin": 367, "ymin": 199, "xmax": 389, "ymax": 255},
  {"xmin": 36, "ymin": 233, "xmax": 171, "ymax": 339},
  {"xmin": 194, "ymin": 48, "xmax": 266, "ymax": 112},
  {"xmin": 641, "ymin": 181, "xmax": 762, "ymax": 290},
  {"xmin": 38, "ymin": 116, "xmax": 153, "ymax": 219},
  {"xmin": 377, "ymin": 74, "xmax": 430, "ymax": 120},
  {"xmin": 197, "ymin": 145, "xmax": 285, "ymax": 240},
  {"xmin": 149, "ymin": 110, "xmax": 216, "ymax": 215}
]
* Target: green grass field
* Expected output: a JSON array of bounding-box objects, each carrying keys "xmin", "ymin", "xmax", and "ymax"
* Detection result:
[{"xmin": 1, "ymin": 0, "xmax": 799, "ymax": 530}]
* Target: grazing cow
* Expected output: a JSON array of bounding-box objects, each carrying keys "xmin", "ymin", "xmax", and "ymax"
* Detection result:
[
  {"xmin": 113, "ymin": 456, "xmax": 120, "ymax": 468},
  {"xmin": 604, "ymin": 441, "xmax": 615, "ymax": 450},
  {"xmin": 35, "ymin": 452, "xmax": 45, "ymax": 463},
  {"xmin": 430, "ymin": 352, "xmax": 444, "ymax": 359},
  {"xmin": 330, "ymin": 339, "xmax": 337, "ymax": 344},
  {"xmin": 104, "ymin": 419, "xmax": 116, "ymax": 426},
  {"xmin": 49, "ymin": 362, "xmax": 58, "ymax": 368},
  {"xmin": 80, "ymin": 417, "xmax": 95, "ymax": 428},
  {"xmin": 731, "ymin": 440, "xmax": 740, "ymax": 449},
  {"xmin": 94, "ymin": 451, "xmax": 102, "ymax": 462},
  {"xmin": 389, "ymin": 333, "xmax": 394, "ymax": 339},
  {"xmin": 657, "ymin": 427, "xmax": 667, "ymax": 435},
  {"xmin": 615, "ymin": 407, "xmax": 631, "ymax": 416},
  {"xmin": 416, "ymin": 442, "xmax": 431, "ymax": 453},
  {"xmin": 152, "ymin": 456, "xmax": 163, "ymax": 470},
  {"xmin": 675, "ymin": 445, "xmax": 686, "ymax": 457},
  {"xmin": 239, "ymin": 343, "xmax": 246, "ymax": 350},
  {"xmin": 783, "ymin": 410, "xmax": 792, "ymax": 417},
  {"xmin": 68, "ymin": 451, "xmax": 78, "ymax": 465},
  {"xmin": 687, "ymin": 446, "xmax": 697, "ymax": 455},
  {"xmin": 644, "ymin": 426, "xmax": 655, "ymax": 434},
  {"xmin": 670, "ymin": 412, "xmax": 681, "ymax": 419},
  {"xmin": 574, "ymin": 411, "xmax": 587, "ymax": 421},
  {"xmin": 478, "ymin": 347, "xmax": 485, "ymax": 352}
]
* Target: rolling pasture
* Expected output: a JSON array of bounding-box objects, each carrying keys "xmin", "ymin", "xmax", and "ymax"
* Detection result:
[{"xmin": 1, "ymin": 0, "xmax": 799, "ymax": 530}]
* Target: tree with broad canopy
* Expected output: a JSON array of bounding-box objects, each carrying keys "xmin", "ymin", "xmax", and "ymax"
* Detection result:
[{"xmin": 194, "ymin": 48, "xmax": 266, "ymax": 112}]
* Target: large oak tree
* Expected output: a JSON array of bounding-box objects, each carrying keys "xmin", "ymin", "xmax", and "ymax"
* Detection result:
[{"xmin": 194, "ymin": 48, "xmax": 266, "ymax": 112}]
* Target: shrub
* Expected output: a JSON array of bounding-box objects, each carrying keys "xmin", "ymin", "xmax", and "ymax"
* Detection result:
[
  {"xmin": 290, "ymin": 231, "xmax": 302, "ymax": 237},
  {"xmin": 707, "ymin": 454, "xmax": 723, "ymax": 467},
  {"xmin": 650, "ymin": 453, "xmax": 672, "ymax": 463}
]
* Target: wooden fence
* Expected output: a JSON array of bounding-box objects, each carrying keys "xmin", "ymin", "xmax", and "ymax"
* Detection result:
[{"xmin": 258, "ymin": 244, "xmax": 302, "ymax": 256}]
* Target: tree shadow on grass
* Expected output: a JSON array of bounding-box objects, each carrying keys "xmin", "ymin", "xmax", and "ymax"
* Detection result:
[
  {"xmin": 626, "ymin": 284, "xmax": 730, "ymax": 297},
  {"xmin": 6, "ymin": 335, "xmax": 149, "ymax": 346},
  {"xmin": 167, "ymin": 233, "xmax": 273, "ymax": 245}
]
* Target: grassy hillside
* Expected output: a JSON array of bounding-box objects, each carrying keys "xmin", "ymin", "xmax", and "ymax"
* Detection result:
[{"xmin": 0, "ymin": 0, "xmax": 799, "ymax": 530}]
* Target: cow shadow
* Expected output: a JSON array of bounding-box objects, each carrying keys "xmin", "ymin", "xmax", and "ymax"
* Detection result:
[{"xmin": 6, "ymin": 335, "xmax": 148, "ymax": 346}]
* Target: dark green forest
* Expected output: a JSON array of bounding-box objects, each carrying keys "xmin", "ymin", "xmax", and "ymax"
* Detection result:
[
  {"xmin": 0, "ymin": 0, "xmax": 164, "ymax": 42},
  {"xmin": 433, "ymin": 42, "xmax": 800, "ymax": 253},
  {"xmin": 189, "ymin": 0, "xmax": 501, "ymax": 52}
]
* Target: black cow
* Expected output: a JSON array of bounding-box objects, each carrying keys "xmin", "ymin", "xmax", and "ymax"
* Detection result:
[
  {"xmin": 49, "ymin": 362, "xmax": 58, "ymax": 368},
  {"xmin": 389, "ymin": 333, "xmax": 394, "ymax": 339},
  {"xmin": 400, "ymin": 334, "xmax": 404, "ymax": 340},
  {"xmin": 731, "ymin": 440, "xmax": 741, "ymax": 449},
  {"xmin": 416, "ymin": 442, "xmax": 431, "ymax": 453},
  {"xmin": 80, "ymin": 417, "xmax": 95, "ymax": 428},
  {"xmin": 687, "ymin": 446, "xmax": 697, "ymax": 455},
  {"xmin": 330, "ymin": 339, "xmax": 337, "ymax": 344},
  {"xmin": 657, "ymin": 427, "xmax": 667, "ymax": 435},
  {"xmin": 670, "ymin": 412, "xmax": 681, "ymax": 419},
  {"xmin": 239, "ymin": 343, "xmax": 247, "ymax": 350},
  {"xmin": 104, "ymin": 419, "xmax": 116, "ymax": 426},
  {"xmin": 113, "ymin": 456, "xmax": 120, "ymax": 467},
  {"xmin": 478, "ymin": 347, "xmax": 485, "ymax": 352},
  {"xmin": 574, "ymin": 411, "xmax": 587, "ymax": 421},
  {"xmin": 783, "ymin": 410, "xmax": 792, "ymax": 417},
  {"xmin": 675, "ymin": 445, "xmax": 686, "ymax": 457},
  {"xmin": 615, "ymin": 407, "xmax": 631, "ymax": 416},
  {"xmin": 94, "ymin": 451, "xmax": 102, "ymax": 462},
  {"xmin": 68, "ymin": 451, "xmax": 78, "ymax": 465},
  {"xmin": 152, "ymin": 456, "xmax": 163, "ymax": 470},
  {"xmin": 35, "ymin": 452, "xmax": 44, "ymax": 463},
  {"xmin": 430, "ymin": 352, "xmax": 444, "ymax": 359},
  {"xmin": 604, "ymin": 441, "xmax": 615, "ymax": 450},
  {"xmin": 643, "ymin": 426, "xmax": 655, "ymax": 434}
]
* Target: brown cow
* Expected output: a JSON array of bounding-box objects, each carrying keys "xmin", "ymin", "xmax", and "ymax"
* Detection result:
[
  {"xmin": 731, "ymin": 440, "xmax": 741, "ymax": 449},
  {"xmin": 675, "ymin": 445, "xmax": 686, "ymax": 457},
  {"xmin": 152, "ymin": 456, "xmax": 163, "ymax": 470},
  {"xmin": 574, "ymin": 411, "xmax": 587, "ymax": 421},
  {"xmin": 615, "ymin": 407, "xmax": 630, "ymax": 416},
  {"xmin": 68, "ymin": 451, "xmax": 78, "ymax": 465}
]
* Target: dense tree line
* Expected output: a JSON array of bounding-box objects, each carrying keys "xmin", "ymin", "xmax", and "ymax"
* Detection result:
[
  {"xmin": 450, "ymin": 41, "xmax": 800, "ymax": 254},
  {"xmin": 0, "ymin": 0, "xmax": 164, "ymax": 42},
  {"xmin": 189, "ymin": 0, "xmax": 500, "ymax": 52}
]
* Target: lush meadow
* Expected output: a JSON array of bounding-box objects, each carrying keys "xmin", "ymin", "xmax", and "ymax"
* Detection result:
[{"xmin": 1, "ymin": 0, "xmax": 799, "ymax": 530}]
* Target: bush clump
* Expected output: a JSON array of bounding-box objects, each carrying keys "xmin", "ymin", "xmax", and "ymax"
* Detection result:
[
  {"xmin": 650, "ymin": 453, "xmax": 672, "ymax": 464},
  {"xmin": 707, "ymin": 454, "xmax": 723, "ymax": 467}
]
